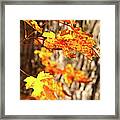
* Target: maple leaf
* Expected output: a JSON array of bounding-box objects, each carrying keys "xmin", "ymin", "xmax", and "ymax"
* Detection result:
[
  {"xmin": 24, "ymin": 71, "xmax": 54, "ymax": 98},
  {"xmin": 24, "ymin": 76, "xmax": 36, "ymax": 89},
  {"xmin": 34, "ymin": 47, "xmax": 52, "ymax": 59},
  {"xmin": 37, "ymin": 71, "xmax": 53, "ymax": 81},
  {"xmin": 42, "ymin": 31, "xmax": 55, "ymax": 39},
  {"xmin": 31, "ymin": 81, "xmax": 44, "ymax": 97}
]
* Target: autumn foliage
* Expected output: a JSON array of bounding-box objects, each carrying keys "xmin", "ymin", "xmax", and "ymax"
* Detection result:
[{"xmin": 23, "ymin": 20, "xmax": 99, "ymax": 100}]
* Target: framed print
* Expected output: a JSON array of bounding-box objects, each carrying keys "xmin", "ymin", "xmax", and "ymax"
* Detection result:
[{"xmin": 0, "ymin": 0, "xmax": 119, "ymax": 119}]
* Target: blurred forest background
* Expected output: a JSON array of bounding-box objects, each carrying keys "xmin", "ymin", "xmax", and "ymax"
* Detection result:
[{"xmin": 20, "ymin": 20, "xmax": 100, "ymax": 100}]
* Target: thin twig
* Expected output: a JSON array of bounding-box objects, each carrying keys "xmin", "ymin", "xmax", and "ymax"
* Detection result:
[
  {"xmin": 20, "ymin": 31, "xmax": 35, "ymax": 43},
  {"xmin": 20, "ymin": 69, "xmax": 31, "ymax": 77}
]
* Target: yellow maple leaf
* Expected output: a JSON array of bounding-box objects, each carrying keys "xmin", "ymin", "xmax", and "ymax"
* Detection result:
[
  {"xmin": 31, "ymin": 81, "xmax": 44, "ymax": 97},
  {"xmin": 31, "ymin": 71, "xmax": 54, "ymax": 98},
  {"xmin": 34, "ymin": 47, "xmax": 52, "ymax": 59},
  {"xmin": 24, "ymin": 71, "xmax": 55, "ymax": 98},
  {"xmin": 34, "ymin": 50, "xmax": 41, "ymax": 54},
  {"xmin": 24, "ymin": 76, "xmax": 36, "ymax": 89},
  {"xmin": 37, "ymin": 71, "xmax": 53, "ymax": 81},
  {"xmin": 42, "ymin": 31, "xmax": 55, "ymax": 39}
]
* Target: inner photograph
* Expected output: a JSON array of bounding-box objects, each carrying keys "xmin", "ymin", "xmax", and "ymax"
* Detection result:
[{"xmin": 20, "ymin": 20, "xmax": 100, "ymax": 100}]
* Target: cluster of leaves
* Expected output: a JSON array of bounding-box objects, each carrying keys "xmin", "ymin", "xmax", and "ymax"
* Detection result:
[
  {"xmin": 23, "ymin": 20, "xmax": 99, "ymax": 100},
  {"xmin": 24, "ymin": 71, "xmax": 64, "ymax": 100},
  {"xmin": 24, "ymin": 47, "xmax": 91, "ymax": 100},
  {"xmin": 42, "ymin": 20, "xmax": 98, "ymax": 60}
]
